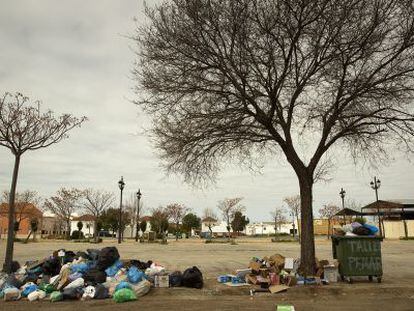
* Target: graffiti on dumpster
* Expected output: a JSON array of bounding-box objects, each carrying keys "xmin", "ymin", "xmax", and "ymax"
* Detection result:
[
  {"xmin": 348, "ymin": 240, "xmax": 381, "ymax": 253},
  {"xmin": 348, "ymin": 256, "xmax": 381, "ymax": 272}
]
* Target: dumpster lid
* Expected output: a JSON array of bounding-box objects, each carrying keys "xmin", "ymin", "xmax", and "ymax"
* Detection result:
[{"xmin": 331, "ymin": 235, "xmax": 383, "ymax": 241}]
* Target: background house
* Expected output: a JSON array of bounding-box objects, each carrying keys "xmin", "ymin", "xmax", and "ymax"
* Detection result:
[
  {"xmin": 70, "ymin": 214, "xmax": 95, "ymax": 237},
  {"xmin": 0, "ymin": 203, "xmax": 43, "ymax": 237}
]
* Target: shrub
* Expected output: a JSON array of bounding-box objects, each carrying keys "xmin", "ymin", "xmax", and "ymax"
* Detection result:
[{"xmin": 71, "ymin": 230, "xmax": 84, "ymax": 240}]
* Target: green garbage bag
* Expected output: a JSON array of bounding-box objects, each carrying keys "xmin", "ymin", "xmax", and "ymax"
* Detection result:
[
  {"xmin": 112, "ymin": 288, "xmax": 137, "ymax": 303},
  {"xmin": 50, "ymin": 291, "xmax": 63, "ymax": 302},
  {"xmin": 39, "ymin": 283, "xmax": 56, "ymax": 294}
]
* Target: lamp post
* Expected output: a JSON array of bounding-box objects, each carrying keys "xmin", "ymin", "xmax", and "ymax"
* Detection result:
[
  {"xmin": 370, "ymin": 177, "xmax": 381, "ymax": 202},
  {"xmin": 339, "ymin": 188, "xmax": 346, "ymax": 209},
  {"xmin": 135, "ymin": 189, "xmax": 142, "ymax": 242},
  {"xmin": 370, "ymin": 176, "xmax": 382, "ymax": 237},
  {"xmin": 118, "ymin": 176, "xmax": 125, "ymax": 244}
]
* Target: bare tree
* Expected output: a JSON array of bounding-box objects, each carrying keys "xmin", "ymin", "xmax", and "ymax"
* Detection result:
[
  {"xmin": 81, "ymin": 189, "xmax": 115, "ymax": 242},
  {"xmin": 124, "ymin": 194, "xmax": 137, "ymax": 238},
  {"xmin": 166, "ymin": 203, "xmax": 189, "ymax": 241},
  {"xmin": 150, "ymin": 206, "xmax": 170, "ymax": 242},
  {"xmin": 284, "ymin": 195, "xmax": 301, "ymax": 240},
  {"xmin": 0, "ymin": 92, "xmax": 86, "ymax": 273},
  {"xmin": 217, "ymin": 197, "xmax": 244, "ymax": 240},
  {"xmin": 44, "ymin": 188, "xmax": 83, "ymax": 240},
  {"xmin": 319, "ymin": 203, "xmax": 341, "ymax": 239},
  {"xmin": 202, "ymin": 207, "xmax": 218, "ymax": 238},
  {"xmin": 270, "ymin": 206, "xmax": 287, "ymax": 233},
  {"xmin": 134, "ymin": 0, "xmax": 414, "ymax": 274}
]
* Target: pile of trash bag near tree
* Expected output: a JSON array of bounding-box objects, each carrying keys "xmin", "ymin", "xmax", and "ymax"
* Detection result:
[{"xmin": 0, "ymin": 246, "xmax": 203, "ymax": 303}]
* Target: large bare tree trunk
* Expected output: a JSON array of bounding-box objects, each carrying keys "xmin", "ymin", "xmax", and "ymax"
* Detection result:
[
  {"xmin": 3, "ymin": 154, "xmax": 21, "ymax": 273},
  {"xmin": 299, "ymin": 176, "xmax": 316, "ymax": 276},
  {"xmin": 94, "ymin": 219, "xmax": 98, "ymax": 242},
  {"xmin": 66, "ymin": 219, "xmax": 71, "ymax": 240}
]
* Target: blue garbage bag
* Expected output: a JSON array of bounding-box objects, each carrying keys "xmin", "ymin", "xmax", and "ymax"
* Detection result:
[
  {"xmin": 22, "ymin": 284, "xmax": 38, "ymax": 297},
  {"xmin": 71, "ymin": 262, "xmax": 89, "ymax": 274},
  {"xmin": 363, "ymin": 224, "xmax": 379, "ymax": 234},
  {"xmin": 105, "ymin": 259, "xmax": 123, "ymax": 277},
  {"xmin": 127, "ymin": 266, "xmax": 146, "ymax": 284},
  {"xmin": 115, "ymin": 281, "xmax": 132, "ymax": 292}
]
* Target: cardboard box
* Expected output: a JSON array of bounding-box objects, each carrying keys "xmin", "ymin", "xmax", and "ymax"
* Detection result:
[
  {"xmin": 249, "ymin": 261, "xmax": 262, "ymax": 272},
  {"xmin": 246, "ymin": 274, "xmax": 258, "ymax": 285},
  {"xmin": 269, "ymin": 285, "xmax": 289, "ymax": 294},
  {"xmin": 284, "ymin": 258, "xmax": 294, "ymax": 270},
  {"xmin": 155, "ymin": 275, "xmax": 169, "ymax": 288},
  {"xmin": 323, "ymin": 265, "xmax": 338, "ymax": 283}
]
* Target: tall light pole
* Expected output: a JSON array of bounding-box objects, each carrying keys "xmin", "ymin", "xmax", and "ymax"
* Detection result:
[
  {"xmin": 135, "ymin": 189, "xmax": 142, "ymax": 242},
  {"xmin": 118, "ymin": 176, "xmax": 125, "ymax": 244},
  {"xmin": 370, "ymin": 176, "xmax": 382, "ymax": 237},
  {"xmin": 370, "ymin": 177, "xmax": 381, "ymax": 202},
  {"xmin": 339, "ymin": 188, "xmax": 346, "ymax": 209}
]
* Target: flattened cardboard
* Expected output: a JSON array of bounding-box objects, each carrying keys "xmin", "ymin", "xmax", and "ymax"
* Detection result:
[
  {"xmin": 249, "ymin": 261, "xmax": 261, "ymax": 272},
  {"xmin": 269, "ymin": 285, "xmax": 289, "ymax": 294}
]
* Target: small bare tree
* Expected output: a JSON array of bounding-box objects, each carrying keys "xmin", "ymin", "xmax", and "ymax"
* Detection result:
[
  {"xmin": 124, "ymin": 194, "xmax": 137, "ymax": 238},
  {"xmin": 81, "ymin": 189, "xmax": 115, "ymax": 242},
  {"xmin": 0, "ymin": 92, "xmax": 86, "ymax": 273},
  {"xmin": 284, "ymin": 195, "xmax": 301, "ymax": 240},
  {"xmin": 1, "ymin": 190, "xmax": 42, "ymax": 235},
  {"xmin": 134, "ymin": 0, "xmax": 414, "ymax": 274},
  {"xmin": 44, "ymin": 188, "xmax": 84, "ymax": 240},
  {"xmin": 217, "ymin": 197, "xmax": 244, "ymax": 240},
  {"xmin": 202, "ymin": 207, "xmax": 217, "ymax": 238},
  {"xmin": 166, "ymin": 203, "xmax": 189, "ymax": 241},
  {"xmin": 319, "ymin": 203, "xmax": 341, "ymax": 239},
  {"xmin": 270, "ymin": 206, "xmax": 287, "ymax": 233}
]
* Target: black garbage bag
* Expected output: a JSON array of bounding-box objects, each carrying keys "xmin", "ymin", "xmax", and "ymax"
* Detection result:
[
  {"xmin": 129, "ymin": 260, "xmax": 152, "ymax": 271},
  {"xmin": 96, "ymin": 247, "xmax": 119, "ymax": 271},
  {"xmin": 87, "ymin": 249, "xmax": 101, "ymax": 261},
  {"xmin": 84, "ymin": 268, "xmax": 107, "ymax": 284},
  {"xmin": 182, "ymin": 266, "xmax": 203, "ymax": 289},
  {"xmin": 94, "ymin": 284, "xmax": 109, "ymax": 299},
  {"xmin": 42, "ymin": 257, "xmax": 61, "ymax": 276},
  {"xmin": 76, "ymin": 251, "xmax": 90, "ymax": 260},
  {"xmin": 10, "ymin": 261, "xmax": 20, "ymax": 273},
  {"xmin": 62, "ymin": 287, "xmax": 84, "ymax": 300},
  {"xmin": 353, "ymin": 226, "xmax": 371, "ymax": 236},
  {"xmin": 63, "ymin": 251, "xmax": 77, "ymax": 264},
  {"xmin": 169, "ymin": 271, "xmax": 182, "ymax": 287}
]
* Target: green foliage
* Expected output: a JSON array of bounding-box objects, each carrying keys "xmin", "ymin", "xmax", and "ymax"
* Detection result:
[
  {"xmin": 231, "ymin": 211, "xmax": 249, "ymax": 233},
  {"xmin": 71, "ymin": 230, "xmax": 84, "ymax": 240},
  {"xmin": 98, "ymin": 208, "xmax": 130, "ymax": 233},
  {"xmin": 77, "ymin": 221, "xmax": 83, "ymax": 231},
  {"xmin": 182, "ymin": 213, "xmax": 201, "ymax": 234},
  {"xmin": 30, "ymin": 218, "xmax": 38, "ymax": 232}
]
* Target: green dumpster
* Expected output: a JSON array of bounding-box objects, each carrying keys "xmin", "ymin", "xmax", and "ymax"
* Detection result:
[{"xmin": 331, "ymin": 235, "xmax": 383, "ymax": 283}]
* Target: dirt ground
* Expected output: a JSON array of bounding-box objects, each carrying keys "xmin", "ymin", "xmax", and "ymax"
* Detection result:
[{"xmin": 1, "ymin": 238, "xmax": 413, "ymax": 310}]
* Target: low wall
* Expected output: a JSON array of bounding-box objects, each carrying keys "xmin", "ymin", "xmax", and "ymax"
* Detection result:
[{"xmin": 383, "ymin": 220, "xmax": 414, "ymax": 239}]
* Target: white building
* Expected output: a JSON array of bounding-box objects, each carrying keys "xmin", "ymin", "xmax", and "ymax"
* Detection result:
[
  {"xmin": 201, "ymin": 219, "xmax": 229, "ymax": 236},
  {"xmin": 70, "ymin": 214, "xmax": 95, "ymax": 237},
  {"xmin": 245, "ymin": 221, "xmax": 297, "ymax": 236}
]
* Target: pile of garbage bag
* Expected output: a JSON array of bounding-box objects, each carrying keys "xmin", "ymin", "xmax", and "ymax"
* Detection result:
[
  {"xmin": 218, "ymin": 253, "xmax": 339, "ymax": 293},
  {"xmin": 334, "ymin": 222, "xmax": 379, "ymax": 237},
  {"xmin": 0, "ymin": 246, "xmax": 203, "ymax": 303}
]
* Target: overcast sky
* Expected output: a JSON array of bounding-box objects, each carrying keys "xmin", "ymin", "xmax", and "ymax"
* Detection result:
[{"xmin": 0, "ymin": 0, "xmax": 413, "ymax": 222}]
